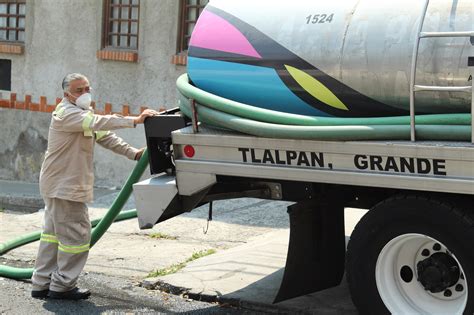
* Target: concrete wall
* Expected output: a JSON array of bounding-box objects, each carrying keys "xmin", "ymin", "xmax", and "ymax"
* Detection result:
[{"xmin": 0, "ymin": 0, "xmax": 188, "ymax": 188}]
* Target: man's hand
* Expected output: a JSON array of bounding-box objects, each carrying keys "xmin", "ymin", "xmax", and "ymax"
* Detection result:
[
  {"xmin": 135, "ymin": 147, "xmax": 146, "ymax": 161},
  {"xmin": 134, "ymin": 109, "xmax": 159, "ymax": 125}
]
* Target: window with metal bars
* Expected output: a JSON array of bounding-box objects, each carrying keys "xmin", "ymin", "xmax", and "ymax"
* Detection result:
[
  {"xmin": 177, "ymin": 0, "xmax": 208, "ymax": 53},
  {"xmin": 0, "ymin": 0, "xmax": 25, "ymax": 43},
  {"xmin": 102, "ymin": 0, "xmax": 139, "ymax": 50}
]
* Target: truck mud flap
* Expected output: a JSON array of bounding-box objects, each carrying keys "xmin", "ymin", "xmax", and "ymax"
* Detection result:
[{"xmin": 274, "ymin": 200, "xmax": 346, "ymax": 303}]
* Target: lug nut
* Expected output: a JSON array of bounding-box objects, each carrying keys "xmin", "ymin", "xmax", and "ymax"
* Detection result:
[
  {"xmin": 444, "ymin": 289, "xmax": 452, "ymax": 297},
  {"xmin": 421, "ymin": 249, "xmax": 430, "ymax": 257},
  {"xmin": 433, "ymin": 243, "xmax": 441, "ymax": 251},
  {"xmin": 455, "ymin": 284, "xmax": 464, "ymax": 292}
]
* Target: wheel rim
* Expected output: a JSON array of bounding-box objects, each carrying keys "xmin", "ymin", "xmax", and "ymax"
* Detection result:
[{"xmin": 376, "ymin": 234, "xmax": 468, "ymax": 314}]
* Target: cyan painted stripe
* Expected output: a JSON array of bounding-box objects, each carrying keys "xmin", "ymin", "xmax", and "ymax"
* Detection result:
[{"xmin": 187, "ymin": 57, "xmax": 330, "ymax": 117}]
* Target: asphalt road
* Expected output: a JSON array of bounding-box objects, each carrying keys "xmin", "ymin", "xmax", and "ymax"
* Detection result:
[
  {"xmin": 1, "ymin": 194, "xmax": 365, "ymax": 314},
  {"xmin": 0, "ymin": 271, "xmax": 263, "ymax": 315}
]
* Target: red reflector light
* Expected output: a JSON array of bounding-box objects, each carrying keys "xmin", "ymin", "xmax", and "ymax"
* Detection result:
[{"xmin": 183, "ymin": 145, "xmax": 195, "ymax": 158}]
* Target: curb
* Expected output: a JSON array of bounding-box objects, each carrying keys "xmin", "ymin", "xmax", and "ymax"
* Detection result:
[
  {"xmin": 0, "ymin": 195, "xmax": 43, "ymax": 213},
  {"xmin": 141, "ymin": 278, "xmax": 308, "ymax": 314}
]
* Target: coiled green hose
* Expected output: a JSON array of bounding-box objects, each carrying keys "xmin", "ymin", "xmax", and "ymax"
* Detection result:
[
  {"xmin": 0, "ymin": 150, "xmax": 149, "ymax": 280},
  {"xmin": 177, "ymin": 74, "xmax": 472, "ymax": 141}
]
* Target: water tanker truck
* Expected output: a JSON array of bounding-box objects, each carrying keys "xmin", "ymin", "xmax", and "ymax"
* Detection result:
[{"xmin": 134, "ymin": 0, "xmax": 474, "ymax": 313}]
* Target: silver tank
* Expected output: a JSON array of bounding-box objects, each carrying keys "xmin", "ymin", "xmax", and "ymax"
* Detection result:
[{"xmin": 201, "ymin": 0, "xmax": 473, "ymax": 114}]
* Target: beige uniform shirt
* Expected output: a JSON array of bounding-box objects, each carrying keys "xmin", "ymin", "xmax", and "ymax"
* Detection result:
[{"xmin": 39, "ymin": 98, "xmax": 139, "ymax": 203}]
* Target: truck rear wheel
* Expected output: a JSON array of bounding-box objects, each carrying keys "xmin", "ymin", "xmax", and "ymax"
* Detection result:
[{"xmin": 346, "ymin": 195, "xmax": 473, "ymax": 315}]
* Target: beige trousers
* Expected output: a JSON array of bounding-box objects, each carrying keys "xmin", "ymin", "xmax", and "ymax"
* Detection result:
[{"xmin": 32, "ymin": 197, "xmax": 91, "ymax": 292}]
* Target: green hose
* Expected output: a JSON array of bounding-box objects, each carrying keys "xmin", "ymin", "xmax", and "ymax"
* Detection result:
[
  {"xmin": 91, "ymin": 149, "xmax": 149, "ymax": 246},
  {"xmin": 177, "ymin": 74, "xmax": 472, "ymax": 141},
  {"xmin": 0, "ymin": 150, "xmax": 149, "ymax": 280}
]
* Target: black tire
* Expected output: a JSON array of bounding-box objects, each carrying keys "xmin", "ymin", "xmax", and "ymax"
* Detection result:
[{"xmin": 346, "ymin": 194, "xmax": 474, "ymax": 315}]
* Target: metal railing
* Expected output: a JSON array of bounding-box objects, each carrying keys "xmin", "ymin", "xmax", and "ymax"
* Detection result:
[{"xmin": 409, "ymin": 0, "xmax": 473, "ymax": 143}]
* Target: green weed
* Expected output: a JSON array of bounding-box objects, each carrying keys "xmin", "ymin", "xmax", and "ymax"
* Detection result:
[
  {"xmin": 147, "ymin": 249, "xmax": 216, "ymax": 277},
  {"xmin": 148, "ymin": 232, "xmax": 178, "ymax": 240}
]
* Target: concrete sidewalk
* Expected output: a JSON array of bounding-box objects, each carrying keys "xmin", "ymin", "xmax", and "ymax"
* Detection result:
[
  {"xmin": 0, "ymin": 180, "xmax": 362, "ymax": 313},
  {"xmin": 0, "ymin": 179, "xmax": 119, "ymax": 213},
  {"xmin": 143, "ymin": 230, "xmax": 358, "ymax": 314},
  {"xmin": 0, "ymin": 180, "xmax": 45, "ymax": 213}
]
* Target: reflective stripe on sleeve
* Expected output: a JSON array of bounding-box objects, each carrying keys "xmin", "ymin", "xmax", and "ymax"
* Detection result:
[
  {"xmin": 82, "ymin": 111, "xmax": 94, "ymax": 137},
  {"xmin": 53, "ymin": 104, "xmax": 65, "ymax": 119},
  {"xmin": 95, "ymin": 130, "xmax": 110, "ymax": 141}
]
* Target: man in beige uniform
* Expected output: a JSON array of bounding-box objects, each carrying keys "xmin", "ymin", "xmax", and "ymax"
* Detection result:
[{"xmin": 31, "ymin": 73, "xmax": 157, "ymax": 300}]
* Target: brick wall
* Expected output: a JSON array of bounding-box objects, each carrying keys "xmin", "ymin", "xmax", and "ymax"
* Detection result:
[{"xmin": 0, "ymin": 93, "xmax": 166, "ymax": 115}]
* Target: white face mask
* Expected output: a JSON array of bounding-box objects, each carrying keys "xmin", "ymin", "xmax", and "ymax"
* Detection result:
[{"xmin": 73, "ymin": 93, "xmax": 92, "ymax": 110}]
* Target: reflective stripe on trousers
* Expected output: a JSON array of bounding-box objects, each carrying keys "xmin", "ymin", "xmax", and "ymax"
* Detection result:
[{"xmin": 32, "ymin": 197, "xmax": 91, "ymax": 292}]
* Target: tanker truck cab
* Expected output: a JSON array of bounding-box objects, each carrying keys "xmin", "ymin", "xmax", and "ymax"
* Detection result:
[{"xmin": 134, "ymin": 0, "xmax": 474, "ymax": 313}]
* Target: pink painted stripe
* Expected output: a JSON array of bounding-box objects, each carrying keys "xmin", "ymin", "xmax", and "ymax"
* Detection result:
[{"xmin": 189, "ymin": 10, "xmax": 261, "ymax": 59}]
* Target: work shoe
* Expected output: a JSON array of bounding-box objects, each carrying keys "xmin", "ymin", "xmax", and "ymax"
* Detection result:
[
  {"xmin": 48, "ymin": 287, "xmax": 91, "ymax": 300},
  {"xmin": 31, "ymin": 289, "xmax": 49, "ymax": 299}
]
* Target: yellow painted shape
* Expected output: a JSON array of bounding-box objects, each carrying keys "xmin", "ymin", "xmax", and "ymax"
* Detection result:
[{"xmin": 285, "ymin": 65, "xmax": 348, "ymax": 111}]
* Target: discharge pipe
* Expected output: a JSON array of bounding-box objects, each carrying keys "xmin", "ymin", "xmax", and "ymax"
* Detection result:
[{"xmin": 0, "ymin": 150, "xmax": 149, "ymax": 280}]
